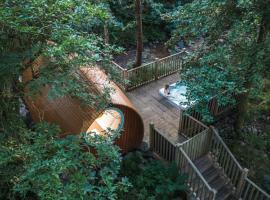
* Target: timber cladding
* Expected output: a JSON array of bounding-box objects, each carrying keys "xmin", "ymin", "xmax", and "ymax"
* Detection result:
[{"xmin": 22, "ymin": 57, "xmax": 144, "ymax": 153}]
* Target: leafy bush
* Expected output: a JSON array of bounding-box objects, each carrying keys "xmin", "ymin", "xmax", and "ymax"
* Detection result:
[
  {"xmin": 229, "ymin": 132, "xmax": 270, "ymax": 192},
  {"xmin": 119, "ymin": 151, "xmax": 187, "ymax": 200},
  {"xmin": 0, "ymin": 123, "xmax": 130, "ymax": 200},
  {"xmin": 108, "ymin": 0, "xmax": 173, "ymax": 46}
]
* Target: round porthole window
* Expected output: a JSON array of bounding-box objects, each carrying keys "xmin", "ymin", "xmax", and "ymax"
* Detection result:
[{"xmin": 87, "ymin": 107, "xmax": 124, "ymax": 135}]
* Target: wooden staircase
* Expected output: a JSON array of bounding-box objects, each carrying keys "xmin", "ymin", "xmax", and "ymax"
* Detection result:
[
  {"xmin": 150, "ymin": 121, "xmax": 270, "ymax": 200},
  {"xmin": 194, "ymin": 154, "xmax": 235, "ymax": 200}
]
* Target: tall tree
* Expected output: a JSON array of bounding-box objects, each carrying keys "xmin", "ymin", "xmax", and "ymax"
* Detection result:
[
  {"xmin": 134, "ymin": 0, "xmax": 143, "ymax": 67},
  {"xmin": 167, "ymin": 0, "xmax": 270, "ymax": 132},
  {"xmin": 0, "ymin": 0, "xmax": 129, "ymax": 198}
]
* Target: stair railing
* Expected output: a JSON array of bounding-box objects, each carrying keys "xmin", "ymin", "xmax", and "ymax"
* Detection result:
[
  {"xmin": 176, "ymin": 146, "xmax": 217, "ymax": 200},
  {"xmin": 240, "ymin": 177, "xmax": 270, "ymax": 200},
  {"xmin": 209, "ymin": 126, "xmax": 249, "ymax": 197},
  {"xmin": 179, "ymin": 128, "xmax": 211, "ymax": 161},
  {"xmin": 149, "ymin": 123, "xmax": 176, "ymax": 162},
  {"xmin": 178, "ymin": 113, "xmax": 208, "ymax": 138}
]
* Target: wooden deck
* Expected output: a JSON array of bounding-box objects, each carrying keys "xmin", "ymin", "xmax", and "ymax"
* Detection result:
[{"xmin": 126, "ymin": 73, "xmax": 186, "ymax": 144}]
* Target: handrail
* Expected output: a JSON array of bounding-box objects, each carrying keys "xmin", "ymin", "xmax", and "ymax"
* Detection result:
[
  {"xmin": 209, "ymin": 126, "xmax": 247, "ymax": 196},
  {"xmin": 99, "ymin": 49, "xmax": 186, "ymax": 91},
  {"xmin": 179, "ymin": 113, "xmax": 208, "ymax": 138},
  {"xmin": 127, "ymin": 51, "xmax": 184, "ymax": 73},
  {"xmin": 179, "ymin": 148, "xmax": 213, "ymax": 191},
  {"xmin": 179, "ymin": 128, "xmax": 209, "ymax": 147},
  {"xmin": 151, "ymin": 121, "xmax": 270, "ymax": 199},
  {"xmin": 111, "ymin": 60, "xmax": 126, "ymax": 71},
  {"xmin": 127, "ymin": 60, "xmax": 157, "ymax": 73},
  {"xmin": 149, "ymin": 124, "xmax": 177, "ymax": 162},
  {"xmin": 178, "ymin": 147, "xmax": 216, "ymax": 199},
  {"xmin": 188, "ymin": 115, "xmax": 208, "ymax": 129},
  {"xmin": 179, "ymin": 129, "xmax": 212, "ymax": 169},
  {"xmin": 241, "ymin": 178, "xmax": 270, "ymax": 199},
  {"xmin": 158, "ymin": 51, "xmax": 184, "ymax": 61},
  {"xmin": 210, "ymin": 126, "xmax": 243, "ymax": 170}
]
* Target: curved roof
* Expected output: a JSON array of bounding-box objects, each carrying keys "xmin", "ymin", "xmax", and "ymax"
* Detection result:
[{"xmin": 23, "ymin": 59, "xmax": 144, "ymax": 152}]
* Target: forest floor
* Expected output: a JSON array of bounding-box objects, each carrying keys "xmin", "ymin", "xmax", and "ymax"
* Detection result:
[
  {"xmin": 113, "ymin": 42, "xmax": 170, "ymax": 69},
  {"xmin": 113, "ymin": 38, "xmax": 203, "ymax": 69}
]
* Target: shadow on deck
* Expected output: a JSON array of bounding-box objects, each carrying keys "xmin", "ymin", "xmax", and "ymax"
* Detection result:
[{"xmin": 126, "ymin": 73, "xmax": 186, "ymax": 144}]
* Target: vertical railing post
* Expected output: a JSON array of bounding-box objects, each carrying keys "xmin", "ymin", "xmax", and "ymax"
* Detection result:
[
  {"xmin": 123, "ymin": 69, "xmax": 128, "ymax": 91},
  {"xmin": 154, "ymin": 58, "xmax": 159, "ymax": 80},
  {"xmin": 236, "ymin": 168, "xmax": 249, "ymax": 198},
  {"xmin": 178, "ymin": 110, "xmax": 183, "ymax": 135},
  {"xmin": 210, "ymin": 189, "xmax": 217, "ymax": 200},
  {"xmin": 149, "ymin": 123, "xmax": 154, "ymax": 151},
  {"xmin": 180, "ymin": 50, "xmax": 185, "ymax": 71},
  {"xmin": 175, "ymin": 144, "xmax": 183, "ymax": 169},
  {"xmin": 207, "ymin": 127, "xmax": 215, "ymax": 154},
  {"xmin": 213, "ymin": 98, "xmax": 219, "ymax": 116}
]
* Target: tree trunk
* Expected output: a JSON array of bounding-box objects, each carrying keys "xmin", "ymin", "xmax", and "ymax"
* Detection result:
[
  {"xmin": 234, "ymin": 90, "xmax": 249, "ymax": 135},
  {"xmin": 104, "ymin": 21, "xmax": 109, "ymax": 45},
  {"xmin": 134, "ymin": 0, "xmax": 143, "ymax": 68},
  {"xmin": 234, "ymin": 14, "xmax": 268, "ymax": 133}
]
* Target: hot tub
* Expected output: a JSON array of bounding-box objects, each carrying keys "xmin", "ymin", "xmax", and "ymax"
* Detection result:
[{"xmin": 159, "ymin": 82, "xmax": 194, "ymax": 110}]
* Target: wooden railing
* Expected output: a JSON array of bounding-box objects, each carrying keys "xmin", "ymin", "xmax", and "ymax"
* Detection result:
[
  {"xmin": 126, "ymin": 61, "xmax": 157, "ymax": 90},
  {"xmin": 180, "ymin": 129, "xmax": 211, "ymax": 161},
  {"xmin": 156, "ymin": 52, "xmax": 183, "ymax": 79},
  {"xmin": 149, "ymin": 123, "xmax": 270, "ymax": 199},
  {"xmin": 175, "ymin": 147, "xmax": 217, "ymax": 200},
  {"xmin": 111, "ymin": 60, "xmax": 126, "ymax": 80},
  {"xmin": 240, "ymin": 177, "xmax": 270, "ymax": 200},
  {"xmin": 149, "ymin": 123, "xmax": 176, "ymax": 162},
  {"xmin": 208, "ymin": 98, "xmax": 232, "ymax": 117},
  {"xmin": 178, "ymin": 112, "xmax": 208, "ymax": 138},
  {"xmin": 108, "ymin": 51, "xmax": 185, "ymax": 91},
  {"xmin": 209, "ymin": 127, "xmax": 248, "ymax": 196}
]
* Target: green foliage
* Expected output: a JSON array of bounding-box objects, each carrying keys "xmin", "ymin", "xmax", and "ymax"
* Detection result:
[
  {"xmin": 0, "ymin": 123, "xmax": 129, "ymax": 200},
  {"xmin": 0, "ymin": 1, "xmax": 129, "ymax": 199},
  {"xmin": 0, "ymin": 0, "xmax": 121, "ymax": 132},
  {"xmin": 180, "ymin": 65, "xmax": 237, "ymax": 122},
  {"xmin": 229, "ymin": 131, "xmax": 270, "ymax": 192},
  {"xmin": 108, "ymin": 0, "xmax": 173, "ymax": 46},
  {"xmin": 248, "ymin": 79, "xmax": 270, "ymax": 118},
  {"xmin": 166, "ymin": 0, "xmax": 270, "ymax": 123},
  {"xmin": 119, "ymin": 151, "xmax": 187, "ymax": 200}
]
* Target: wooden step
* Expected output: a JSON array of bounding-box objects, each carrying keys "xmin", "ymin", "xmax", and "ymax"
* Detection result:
[
  {"xmin": 202, "ymin": 166, "xmax": 220, "ymax": 183},
  {"xmin": 194, "ymin": 154, "xmax": 213, "ymax": 174},
  {"xmin": 191, "ymin": 154, "xmax": 237, "ymax": 200},
  {"xmin": 209, "ymin": 176, "xmax": 228, "ymax": 191},
  {"xmin": 216, "ymin": 184, "xmax": 234, "ymax": 200}
]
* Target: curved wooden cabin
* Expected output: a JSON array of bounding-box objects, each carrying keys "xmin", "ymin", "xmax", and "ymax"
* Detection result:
[{"xmin": 22, "ymin": 58, "xmax": 144, "ymax": 153}]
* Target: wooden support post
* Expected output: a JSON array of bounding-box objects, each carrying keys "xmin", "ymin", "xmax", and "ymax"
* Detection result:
[
  {"xmin": 123, "ymin": 69, "xmax": 128, "ymax": 91},
  {"xmin": 203, "ymin": 128, "xmax": 212, "ymax": 155},
  {"xmin": 178, "ymin": 110, "xmax": 183, "ymax": 135},
  {"xmin": 154, "ymin": 58, "xmax": 159, "ymax": 80},
  {"xmin": 213, "ymin": 98, "xmax": 219, "ymax": 116},
  {"xmin": 149, "ymin": 123, "xmax": 154, "ymax": 151},
  {"xmin": 211, "ymin": 189, "xmax": 217, "ymax": 200},
  {"xmin": 236, "ymin": 168, "xmax": 249, "ymax": 198},
  {"xmin": 175, "ymin": 144, "xmax": 182, "ymax": 168},
  {"xmin": 208, "ymin": 126, "xmax": 216, "ymax": 153}
]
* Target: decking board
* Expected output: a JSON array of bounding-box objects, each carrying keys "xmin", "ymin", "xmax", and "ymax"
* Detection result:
[{"xmin": 126, "ymin": 73, "xmax": 185, "ymax": 144}]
